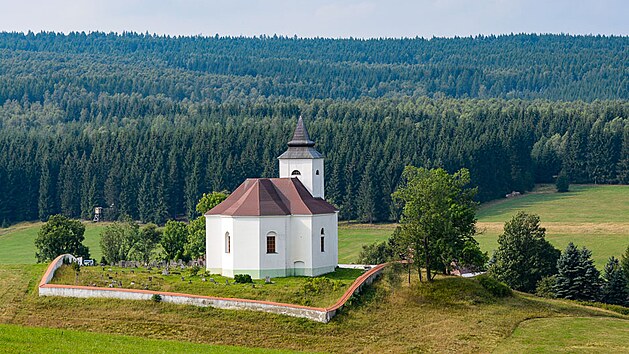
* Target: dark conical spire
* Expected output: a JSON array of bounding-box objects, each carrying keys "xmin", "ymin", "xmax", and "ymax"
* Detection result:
[
  {"xmin": 287, "ymin": 116, "xmax": 315, "ymax": 147},
  {"xmin": 277, "ymin": 116, "xmax": 323, "ymax": 159}
]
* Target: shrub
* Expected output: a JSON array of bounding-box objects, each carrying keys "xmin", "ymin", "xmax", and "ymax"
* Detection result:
[
  {"xmin": 384, "ymin": 262, "xmax": 404, "ymax": 288},
  {"xmin": 476, "ymin": 274, "xmax": 512, "ymax": 298},
  {"xmin": 189, "ymin": 265, "xmax": 201, "ymax": 277},
  {"xmin": 71, "ymin": 261, "xmax": 81, "ymax": 274},
  {"xmin": 234, "ymin": 274, "xmax": 253, "ymax": 284},
  {"xmin": 358, "ymin": 241, "xmax": 393, "ymax": 265},
  {"xmin": 151, "ymin": 294, "xmax": 162, "ymax": 303},
  {"xmin": 100, "ymin": 256, "xmax": 108, "ymax": 266},
  {"xmin": 302, "ymin": 277, "xmax": 342, "ymax": 295},
  {"xmin": 535, "ymin": 275, "xmax": 557, "ymax": 298}
]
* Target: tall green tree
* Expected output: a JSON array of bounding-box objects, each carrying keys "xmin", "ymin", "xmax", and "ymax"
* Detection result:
[
  {"xmin": 621, "ymin": 244, "xmax": 629, "ymax": 281},
  {"xmin": 35, "ymin": 214, "xmax": 90, "ymax": 262},
  {"xmin": 130, "ymin": 223, "xmax": 162, "ymax": 264},
  {"xmin": 488, "ymin": 212, "xmax": 561, "ymax": 293},
  {"xmin": 99, "ymin": 220, "xmax": 140, "ymax": 265},
  {"xmin": 555, "ymin": 242, "xmax": 601, "ymax": 301},
  {"xmin": 601, "ymin": 256, "xmax": 629, "ymax": 306},
  {"xmin": 185, "ymin": 216, "xmax": 206, "ymax": 261},
  {"xmin": 161, "ymin": 220, "xmax": 188, "ymax": 262},
  {"xmin": 38, "ymin": 158, "xmax": 55, "ymax": 221},
  {"xmin": 392, "ymin": 166, "xmax": 477, "ymax": 281}
]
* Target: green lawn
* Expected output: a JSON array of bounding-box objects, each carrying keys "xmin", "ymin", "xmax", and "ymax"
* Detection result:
[
  {"xmin": 495, "ymin": 317, "xmax": 629, "ymax": 353},
  {"xmin": 0, "ymin": 222, "xmax": 108, "ymax": 264},
  {"xmin": 477, "ymin": 184, "xmax": 629, "ymax": 223},
  {"xmin": 476, "ymin": 230, "xmax": 629, "ymax": 268},
  {"xmin": 338, "ymin": 223, "xmax": 395, "ymax": 263},
  {"xmin": 0, "ymin": 324, "xmax": 290, "ymax": 354},
  {"xmin": 50, "ymin": 265, "xmax": 363, "ymax": 308}
]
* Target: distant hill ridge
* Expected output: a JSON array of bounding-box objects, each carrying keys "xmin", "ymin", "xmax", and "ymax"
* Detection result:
[{"xmin": 0, "ymin": 32, "xmax": 627, "ymax": 102}]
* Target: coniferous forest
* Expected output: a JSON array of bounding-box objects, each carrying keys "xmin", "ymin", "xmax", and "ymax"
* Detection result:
[{"xmin": 0, "ymin": 32, "xmax": 628, "ymax": 225}]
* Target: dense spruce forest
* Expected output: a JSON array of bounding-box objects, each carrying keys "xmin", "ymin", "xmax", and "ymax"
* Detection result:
[{"xmin": 0, "ymin": 32, "xmax": 628, "ymax": 225}]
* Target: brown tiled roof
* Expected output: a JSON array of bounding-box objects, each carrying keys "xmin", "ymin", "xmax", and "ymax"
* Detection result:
[{"xmin": 205, "ymin": 178, "xmax": 337, "ymax": 216}]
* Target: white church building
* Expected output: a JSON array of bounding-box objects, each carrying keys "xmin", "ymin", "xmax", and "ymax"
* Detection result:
[{"xmin": 204, "ymin": 117, "xmax": 338, "ymax": 279}]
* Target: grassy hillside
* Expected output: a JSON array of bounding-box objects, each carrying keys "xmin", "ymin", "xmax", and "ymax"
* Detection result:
[
  {"xmin": 338, "ymin": 223, "xmax": 397, "ymax": 263},
  {"xmin": 476, "ymin": 184, "xmax": 629, "ymax": 223},
  {"xmin": 0, "ymin": 222, "xmax": 108, "ymax": 264},
  {"xmin": 476, "ymin": 184, "xmax": 629, "ymax": 267},
  {"xmin": 0, "ymin": 263, "xmax": 627, "ymax": 353},
  {"xmin": 336, "ymin": 185, "xmax": 629, "ymax": 266}
]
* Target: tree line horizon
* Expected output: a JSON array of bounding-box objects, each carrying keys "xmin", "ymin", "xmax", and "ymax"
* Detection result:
[{"xmin": 0, "ymin": 33, "xmax": 627, "ymax": 225}]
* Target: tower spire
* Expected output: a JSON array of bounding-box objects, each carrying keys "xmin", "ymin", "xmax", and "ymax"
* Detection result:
[
  {"xmin": 277, "ymin": 116, "xmax": 325, "ymax": 198},
  {"xmin": 287, "ymin": 116, "xmax": 315, "ymax": 147}
]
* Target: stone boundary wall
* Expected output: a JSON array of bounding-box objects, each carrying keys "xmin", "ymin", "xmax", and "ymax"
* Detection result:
[{"xmin": 39, "ymin": 254, "xmax": 386, "ymax": 323}]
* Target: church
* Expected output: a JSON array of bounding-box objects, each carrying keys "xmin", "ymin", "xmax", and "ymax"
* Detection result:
[{"xmin": 204, "ymin": 117, "xmax": 339, "ymax": 279}]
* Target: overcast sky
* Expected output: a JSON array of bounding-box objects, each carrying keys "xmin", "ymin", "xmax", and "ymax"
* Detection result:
[{"xmin": 0, "ymin": 0, "xmax": 626, "ymax": 38}]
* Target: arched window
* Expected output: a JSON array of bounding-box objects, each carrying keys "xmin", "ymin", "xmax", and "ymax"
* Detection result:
[
  {"xmin": 315, "ymin": 169, "xmax": 320, "ymax": 175},
  {"xmin": 291, "ymin": 170, "xmax": 301, "ymax": 176},
  {"xmin": 320, "ymin": 228, "xmax": 325, "ymax": 252},
  {"xmin": 225, "ymin": 232, "xmax": 231, "ymax": 254},
  {"xmin": 266, "ymin": 232, "xmax": 277, "ymax": 254}
]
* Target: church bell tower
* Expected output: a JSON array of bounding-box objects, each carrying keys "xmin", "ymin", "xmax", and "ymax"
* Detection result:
[{"xmin": 278, "ymin": 117, "xmax": 325, "ymax": 199}]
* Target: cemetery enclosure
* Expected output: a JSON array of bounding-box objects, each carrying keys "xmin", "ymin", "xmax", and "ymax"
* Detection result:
[{"xmin": 39, "ymin": 254, "xmax": 385, "ymax": 323}]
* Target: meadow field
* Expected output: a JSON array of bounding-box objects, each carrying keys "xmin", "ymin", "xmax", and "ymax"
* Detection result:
[
  {"xmin": 475, "ymin": 184, "xmax": 629, "ymax": 267},
  {"xmin": 339, "ymin": 184, "xmax": 629, "ymax": 266},
  {"xmin": 0, "ymin": 324, "xmax": 288, "ymax": 353}
]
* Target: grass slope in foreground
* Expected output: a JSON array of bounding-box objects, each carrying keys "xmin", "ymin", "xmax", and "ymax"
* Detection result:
[
  {"xmin": 2, "ymin": 263, "xmax": 628, "ymax": 353},
  {"xmin": 495, "ymin": 317, "xmax": 629, "ymax": 353},
  {"xmin": 0, "ymin": 324, "xmax": 290, "ymax": 354}
]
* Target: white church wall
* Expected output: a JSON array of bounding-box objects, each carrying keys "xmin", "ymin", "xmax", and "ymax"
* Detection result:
[
  {"xmin": 279, "ymin": 158, "xmax": 324, "ymax": 198},
  {"xmin": 227, "ymin": 217, "xmax": 260, "ymax": 278},
  {"xmin": 309, "ymin": 213, "xmax": 338, "ymax": 276},
  {"xmin": 289, "ymin": 215, "xmax": 313, "ymax": 276},
  {"xmin": 205, "ymin": 215, "xmax": 223, "ymax": 273},
  {"xmin": 258, "ymin": 216, "xmax": 289, "ymax": 278},
  {"xmin": 220, "ymin": 217, "xmax": 235, "ymax": 277}
]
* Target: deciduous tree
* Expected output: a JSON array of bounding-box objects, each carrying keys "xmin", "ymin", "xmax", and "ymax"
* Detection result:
[
  {"xmin": 392, "ymin": 166, "xmax": 478, "ymax": 281},
  {"xmin": 99, "ymin": 220, "xmax": 140, "ymax": 265},
  {"xmin": 35, "ymin": 214, "xmax": 90, "ymax": 262},
  {"xmin": 161, "ymin": 220, "xmax": 188, "ymax": 262}
]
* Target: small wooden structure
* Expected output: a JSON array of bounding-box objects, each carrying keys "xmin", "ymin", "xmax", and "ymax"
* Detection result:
[{"xmin": 93, "ymin": 207, "xmax": 103, "ymax": 222}]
